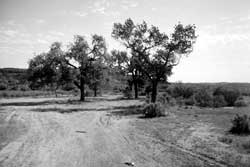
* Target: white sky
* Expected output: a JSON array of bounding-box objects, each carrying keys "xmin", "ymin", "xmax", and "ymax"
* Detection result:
[{"xmin": 0, "ymin": 0, "xmax": 250, "ymax": 82}]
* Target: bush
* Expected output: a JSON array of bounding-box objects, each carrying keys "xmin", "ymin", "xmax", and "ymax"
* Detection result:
[
  {"xmin": 157, "ymin": 93, "xmax": 168, "ymax": 104},
  {"xmin": 194, "ymin": 88, "xmax": 213, "ymax": 107},
  {"xmin": 234, "ymin": 98, "xmax": 248, "ymax": 107},
  {"xmin": 19, "ymin": 85, "xmax": 30, "ymax": 91},
  {"xmin": 122, "ymin": 87, "xmax": 132, "ymax": 99},
  {"xmin": 62, "ymin": 83, "xmax": 75, "ymax": 91},
  {"xmin": 10, "ymin": 85, "xmax": 18, "ymax": 90},
  {"xmin": 185, "ymin": 95, "xmax": 196, "ymax": 106},
  {"xmin": 142, "ymin": 103, "xmax": 165, "ymax": 118},
  {"xmin": 0, "ymin": 83, "xmax": 7, "ymax": 90},
  {"xmin": 218, "ymin": 136, "xmax": 233, "ymax": 144},
  {"xmin": 230, "ymin": 114, "xmax": 250, "ymax": 135},
  {"xmin": 213, "ymin": 95, "xmax": 227, "ymax": 108},
  {"xmin": 176, "ymin": 96, "xmax": 185, "ymax": 106},
  {"xmin": 157, "ymin": 93, "xmax": 174, "ymax": 105},
  {"xmin": 169, "ymin": 83, "xmax": 195, "ymax": 99},
  {"xmin": 213, "ymin": 87, "xmax": 240, "ymax": 106},
  {"xmin": 242, "ymin": 140, "xmax": 250, "ymax": 153}
]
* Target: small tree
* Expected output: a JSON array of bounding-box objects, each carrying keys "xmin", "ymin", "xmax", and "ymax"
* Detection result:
[
  {"xmin": 112, "ymin": 18, "xmax": 196, "ymax": 102},
  {"xmin": 194, "ymin": 87, "xmax": 213, "ymax": 107},
  {"xmin": 110, "ymin": 50, "xmax": 143, "ymax": 99},
  {"xmin": 64, "ymin": 35, "xmax": 106, "ymax": 101},
  {"xmin": 88, "ymin": 60, "xmax": 105, "ymax": 97},
  {"xmin": 213, "ymin": 87, "xmax": 240, "ymax": 106},
  {"xmin": 27, "ymin": 42, "xmax": 64, "ymax": 96}
]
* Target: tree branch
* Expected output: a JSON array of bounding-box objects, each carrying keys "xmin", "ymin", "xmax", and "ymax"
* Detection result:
[
  {"xmin": 73, "ymin": 81, "xmax": 81, "ymax": 89},
  {"xmin": 65, "ymin": 60, "xmax": 78, "ymax": 69}
]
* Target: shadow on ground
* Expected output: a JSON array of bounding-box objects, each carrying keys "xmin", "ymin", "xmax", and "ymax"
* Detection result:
[
  {"xmin": 0, "ymin": 97, "xmax": 145, "ymax": 107},
  {"xmin": 31, "ymin": 105, "xmax": 144, "ymax": 115},
  {"xmin": 32, "ymin": 107, "xmax": 86, "ymax": 113},
  {"xmin": 109, "ymin": 105, "xmax": 143, "ymax": 116},
  {"xmin": 0, "ymin": 99, "xmax": 92, "ymax": 107}
]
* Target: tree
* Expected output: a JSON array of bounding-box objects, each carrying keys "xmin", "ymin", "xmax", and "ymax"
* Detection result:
[
  {"xmin": 88, "ymin": 59, "xmax": 106, "ymax": 97},
  {"xmin": 28, "ymin": 53, "xmax": 48, "ymax": 89},
  {"xmin": 64, "ymin": 35, "xmax": 106, "ymax": 101},
  {"xmin": 111, "ymin": 50, "xmax": 143, "ymax": 99},
  {"xmin": 27, "ymin": 42, "xmax": 71, "ymax": 96},
  {"xmin": 112, "ymin": 18, "xmax": 196, "ymax": 102}
]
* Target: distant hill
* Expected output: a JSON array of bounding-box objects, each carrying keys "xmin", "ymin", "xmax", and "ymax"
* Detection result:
[
  {"xmin": 0, "ymin": 67, "xmax": 250, "ymax": 95},
  {"xmin": 0, "ymin": 68, "xmax": 26, "ymax": 73},
  {"xmin": 0, "ymin": 68, "xmax": 28, "ymax": 90},
  {"xmin": 159, "ymin": 82, "xmax": 250, "ymax": 96}
]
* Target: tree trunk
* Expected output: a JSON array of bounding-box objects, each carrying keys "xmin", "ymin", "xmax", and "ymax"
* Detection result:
[
  {"xmin": 94, "ymin": 83, "xmax": 97, "ymax": 97},
  {"xmin": 151, "ymin": 81, "xmax": 158, "ymax": 103},
  {"xmin": 55, "ymin": 89, "xmax": 58, "ymax": 98},
  {"xmin": 134, "ymin": 80, "xmax": 138, "ymax": 99},
  {"xmin": 80, "ymin": 77, "xmax": 85, "ymax": 101}
]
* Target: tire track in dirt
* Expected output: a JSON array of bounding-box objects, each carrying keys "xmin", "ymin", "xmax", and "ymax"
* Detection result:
[
  {"xmin": 0, "ymin": 106, "xmax": 139, "ymax": 167},
  {"xmin": 129, "ymin": 122, "xmax": 232, "ymax": 167}
]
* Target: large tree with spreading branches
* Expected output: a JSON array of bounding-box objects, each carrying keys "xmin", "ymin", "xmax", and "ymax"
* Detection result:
[
  {"xmin": 64, "ymin": 35, "xmax": 106, "ymax": 101},
  {"xmin": 112, "ymin": 18, "xmax": 197, "ymax": 102}
]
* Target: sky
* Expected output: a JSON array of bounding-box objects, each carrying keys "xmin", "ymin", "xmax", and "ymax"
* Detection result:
[{"xmin": 0, "ymin": 0, "xmax": 250, "ymax": 82}]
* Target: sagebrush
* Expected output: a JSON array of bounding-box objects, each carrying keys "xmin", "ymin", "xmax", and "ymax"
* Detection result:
[
  {"xmin": 142, "ymin": 103, "xmax": 166, "ymax": 118},
  {"xmin": 230, "ymin": 114, "xmax": 250, "ymax": 135}
]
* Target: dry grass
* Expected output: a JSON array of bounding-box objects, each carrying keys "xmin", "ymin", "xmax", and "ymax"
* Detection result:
[{"xmin": 0, "ymin": 90, "xmax": 77, "ymax": 98}]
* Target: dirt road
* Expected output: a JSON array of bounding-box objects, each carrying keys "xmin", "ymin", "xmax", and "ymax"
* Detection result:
[{"xmin": 0, "ymin": 96, "xmax": 236, "ymax": 167}]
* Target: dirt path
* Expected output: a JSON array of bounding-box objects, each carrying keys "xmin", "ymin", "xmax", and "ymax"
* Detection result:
[
  {"xmin": 0, "ymin": 109, "xmax": 134, "ymax": 166},
  {"xmin": 0, "ymin": 96, "xmax": 229, "ymax": 167}
]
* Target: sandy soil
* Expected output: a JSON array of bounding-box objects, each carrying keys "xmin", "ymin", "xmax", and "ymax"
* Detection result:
[{"xmin": 0, "ymin": 96, "xmax": 248, "ymax": 167}]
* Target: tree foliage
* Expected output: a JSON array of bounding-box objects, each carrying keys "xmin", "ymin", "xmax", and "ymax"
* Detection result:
[
  {"xmin": 112, "ymin": 18, "xmax": 197, "ymax": 102},
  {"xmin": 64, "ymin": 35, "xmax": 107, "ymax": 101},
  {"xmin": 27, "ymin": 42, "xmax": 66, "ymax": 94},
  {"xmin": 110, "ymin": 50, "xmax": 144, "ymax": 98}
]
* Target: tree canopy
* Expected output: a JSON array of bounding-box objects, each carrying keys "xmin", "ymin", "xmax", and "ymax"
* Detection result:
[
  {"xmin": 64, "ymin": 35, "xmax": 107, "ymax": 101},
  {"xmin": 27, "ymin": 18, "xmax": 197, "ymax": 102},
  {"xmin": 112, "ymin": 18, "xmax": 197, "ymax": 102}
]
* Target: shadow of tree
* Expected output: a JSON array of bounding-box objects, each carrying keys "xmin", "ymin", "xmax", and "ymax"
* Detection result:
[
  {"xmin": 0, "ymin": 96, "xmax": 145, "ymax": 107},
  {"xmin": 0, "ymin": 99, "xmax": 92, "ymax": 107},
  {"xmin": 32, "ymin": 107, "xmax": 85, "ymax": 113},
  {"xmin": 75, "ymin": 130, "xmax": 87, "ymax": 133},
  {"xmin": 109, "ymin": 105, "xmax": 143, "ymax": 116},
  {"xmin": 31, "ymin": 104, "xmax": 144, "ymax": 115}
]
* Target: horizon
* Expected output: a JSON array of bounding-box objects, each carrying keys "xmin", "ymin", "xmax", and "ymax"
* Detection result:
[
  {"xmin": 0, "ymin": 0, "xmax": 250, "ymax": 82},
  {"xmin": 1, "ymin": 67, "xmax": 250, "ymax": 84}
]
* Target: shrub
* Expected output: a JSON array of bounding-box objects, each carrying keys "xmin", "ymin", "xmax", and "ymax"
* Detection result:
[
  {"xmin": 230, "ymin": 114, "xmax": 250, "ymax": 135},
  {"xmin": 218, "ymin": 136, "xmax": 233, "ymax": 144},
  {"xmin": 234, "ymin": 98, "xmax": 248, "ymax": 107},
  {"xmin": 142, "ymin": 103, "xmax": 165, "ymax": 118},
  {"xmin": 0, "ymin": 83, "xmax": 7, "ymax": 90},
  {"xmin": 194, "ymin": 88, "xmax": 213, "ymax": 107},
  {"xmin": 176, "ymin": 96, "xmax": 185, "ymax": 106},
  {"xmin": 62, "ymin": 83, "xmax": 75, "ymax": 91},
  {"xmin": 113, "ymin": 85, "xmax": 122, "ymax": 93},
  {"xmin": 185, "ymin": 95, "xmax": 196, "ymax": 106},
  {"xmin": 157, "ymin": 93, "xmax": 174, "ymax": 105},
  {"xmin": 241, "ymin": 140, "xmax": 250, "ymax": 153},
  {"xmin": 122, "ymin": 87, "xmax": 132, "ymax": 99},
  {"xmin": 213, "ymin": 87, "xmax": 240, "ymax": 106},
  {"xmin": 157, "ymin": 93, "xmax": 168, "ymax": 104},
  {"xmin": 213, "ymin": 95, "xmax": 227, "ymax": 108},
  {"xmin": 170, "ymin": 83, "xmax": 195, "ymax": 99},
  {"xmin": 19, "ymin": 85, "xmax": 30, "ymax": 91},
  {"xmin": 10, "ymin": 85, "xmax": 18, "ymax": 90}
]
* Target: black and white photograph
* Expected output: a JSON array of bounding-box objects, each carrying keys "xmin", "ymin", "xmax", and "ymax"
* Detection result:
[{"xmin": 0, "ymin": 0, "xmax": 250, "ymax": 166}]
